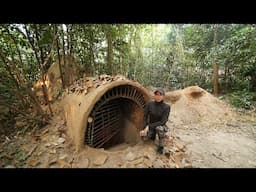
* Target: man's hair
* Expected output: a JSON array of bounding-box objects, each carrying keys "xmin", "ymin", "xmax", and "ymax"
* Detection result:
[{"xmin": 154, "ymin": 87, "xmax": 165, "ymax": 95}]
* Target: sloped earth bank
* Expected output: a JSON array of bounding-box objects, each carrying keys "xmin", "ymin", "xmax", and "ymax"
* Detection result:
[
  {"xmin": 1, "ymin": 86, "xmax": 256, "ymax": 168},
  {"xmin": 165, "ymin": 86, "xmax": 256, "ymax": 168}
]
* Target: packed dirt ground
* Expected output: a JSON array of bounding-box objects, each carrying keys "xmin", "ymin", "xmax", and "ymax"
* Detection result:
[{"xmin": 1, "ymin": 86, "xmax": 256, "ymax": 168}]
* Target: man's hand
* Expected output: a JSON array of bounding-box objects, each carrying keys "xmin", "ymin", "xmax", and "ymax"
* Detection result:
[{"xmin": 139, "ymin": 126, "xmax": 149, "ymax": 137}]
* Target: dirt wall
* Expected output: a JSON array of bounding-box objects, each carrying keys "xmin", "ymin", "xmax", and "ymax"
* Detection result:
[
  {"xmin": 62, "ymin": 76, "xmax": 150, "ymax": 151},
  {"xmin": 165, "ymin": 86, "xmax": 235, "ymax": 125}
]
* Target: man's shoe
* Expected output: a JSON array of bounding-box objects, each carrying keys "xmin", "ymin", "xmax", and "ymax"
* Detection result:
[{"xmin": 156, "ymin": 146, "xmax": 164, "ymax": 155}]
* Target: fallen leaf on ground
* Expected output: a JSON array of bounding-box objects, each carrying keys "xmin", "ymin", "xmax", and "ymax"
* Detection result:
[
  {"xmin": 28, "ymin": 159, "xmax": 40, "ymax": 167},
  {"xmin": 93, "ymin": 153, "xmax": 108, "ymax": 166},
  {"xmin": 3, "ymin": 153, "xmax": 13, "ymax": 160},
  {"xmin": 131, "ymin": 157, "xmax": 144, "ymax": 165},
  {"xmin": 4, "ymin": 165, "xmax": 16, "ymax": 168},
  {"xmin": 125, "ymin": 151, "xmax": 136, "ymax": 161},
  {"xmin": 57, "ymin": 159, "xmax": 70, "ymax": 168},
  {"xmin": 57, "ymin": 137, "xmax": 65, "ymax": 144},
  {"xmin": 41, "ymin": 129, "xmax": 49, "ymax": 135},
  {"xmin": 59, "ymin": 154, "xmax": 68, "ymax": 160},
  {"xmin": 49, "ymin": 149, "xmax": 56, "ymax": 154},
  {"xmin": 143, "ymin": 158, "xmax": 152, "ymax": 167},
  {"xmin": 77, "ymin": 158, "xmax": 89, "ymax": 168},
  {"xmin": 48, "ymin": 157, "xmax": 58, "ymax": 165},
  {"xmin": 51, "ymin": 142, "xmax": 59, "ymax": 146},
  {"xmin": 45, "ymin": 143, "xmax": 52, "ymax": 147},
  {"xmin": 37, "ymin": 150, "xmax": 44, "ymax": 156}
]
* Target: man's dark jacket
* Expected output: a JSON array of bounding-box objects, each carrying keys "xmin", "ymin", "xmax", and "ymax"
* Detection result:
[{"xmin": 143, "ymin": 100, "xmax": 171, "ymax": 130}]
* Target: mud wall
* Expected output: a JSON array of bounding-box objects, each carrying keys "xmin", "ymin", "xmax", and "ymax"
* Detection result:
[{"xmin": 62, "ymin": 76, "xmax": 150, "ymax": 151}]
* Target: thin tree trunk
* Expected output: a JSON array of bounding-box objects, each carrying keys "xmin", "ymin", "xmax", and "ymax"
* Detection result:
[
  {"xmin": 224, "ymin": 63, "xmax": 228, "ymax": 93},
  {"xmin": 118, "ymin": 26, "xmax": 122, "ymax": 74},
  {"xmin": 69, "ymin": 25, "xmax": 73, "ymax": 55},
  {"xmin": 106, "ymin": 25, "xmax": 113, "ymax": 75},
  {"xmin": 134, "ymin": 26, "xmax": 143, "ymax": 80},
  {"xmin": 5, "ymin": 27, "xmax": 24, "ymax": 67},
  {"xmin": 24, "ymin": 24, "xmax": 52, "ymax": 114},
  {"xmin": 213, "ymin": 25, "xmax": 219, "ymax": 96},
  {"xmin": 38, "ymin": 35, "xmax": 53, "ymax": 115},
  {"xmin": 34, "ymin": 24, "xmax": 45, "ymax": 64},
  {"xmin": 66, "ymin": 25, "xmax": 69, "ymax": 53},
  {"xmin": 0, "ymin": 50, "xmax": 44, "ymax": 115},
  {"xmin": 32, "ymin": 28, "xmax": 57, "ymax": 116},
  {"xmin": 89, "ymin": 26, "xmax": 96, "ymax": 76},
  {"xmin": 150, "ymin": 24, "xmax": 154, "ymax": 84},
  {"xmin": 0, "ymin": 51, "xmax": 28, "ymax": 108},
  {"xmin": 126, "ymin": 33, "xmax": 132, "ymax": 78},
  {"xmin": 24, "ymin": 25, "xmax": 41, "ymax": 66},
  {"xmin": 41, "ymin": 52, "xmax": 53, "ymax": 115},
  {"xmin": 62, "ymin": 24, "xmax": 66, "ymax": 82},
  {"xmin": 251, "ymin": 75, "xmax": 256, "ymax": 91},
  {"xmin": 213, "ymin": 63, "xmax": 219, "ymax": 95},
  {"xmin": 66, "ymin": 24, "xmax": 74, "ymax": 55},
  {"xmin": 55, "ymin": 25, "xmax": 65, "ymax": 89}
]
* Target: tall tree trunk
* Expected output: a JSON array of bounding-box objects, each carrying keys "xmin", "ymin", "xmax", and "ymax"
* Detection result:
[
  {"xmin": 213, "ymin": 63, "xmax": 219, "ymax": 95},
  {"xmin": 5, "ymin": 27, "xmax": 24, "ymax": 67},
  {"xmin": 62, "ymin": 24, "xmax": 66, "ymax": 82},
  {"xmin": 35, "ymin": 25, "xmax": 53, "ymax": 115},
  {"xmin": 126, "ymin": 32, "xmax": 132, "ymax": 78},
  {"xmin": 24, "ymin": 25, "xmax": 41, "ymax": 67},
  {"xmin": 150, "ymin": 24, "xmax": 154, "ymax": 84},
  {"xmin": 26, "ymin": 24, "xmax": 56, "ymax": 115},
  {"xmin": 213, "ymin": 25, "xmax": 219, "ymax": 96},
  {"xmin": 55, "ymin": 25, "xmax": 65, "ymax": 89},
  {"xmin": 66, "ymin": 25, "xmax": 70, "ymax": 55},
  {"xmin": 224, "ymin": 63, "xmax": 228, "ymax": 93},
  {"xmin": 134, "ymin": 26, "xmax": 143, "ymax": 80},
  {"xmin": 251, "ymin": 75, "xmax": 256, "ymax": 91},
  {"xmin": 89, "ymin": 26, "xmax": 96, "ymax": 76},
  {"xmin": 41, "ymin": 52, "xmax": 53, "ymax": 115},
  {"xmin": 24, "ymin": 25, "xmax": 50, "ymax": 111},
  {"xmin": 106, "ymin": 25, "xmax": 113, "ymax": 75},
  {"xmin": 118, "ymin": 26, "xmax": 122, "ymax": 75},
  {"xmin": 69, "ymin": 25, "xmax": 74, "ymax": 55},
  {"xmin": 186, "ymin": 63, "xmax": 189, "ymax": 87},
  {"xmin": 34, "ymin": 24, "xmax": 45, "ymax": 64},
  {"xmin": 66, "ymin": 24, "xmax": 73, "ymax": 55}
]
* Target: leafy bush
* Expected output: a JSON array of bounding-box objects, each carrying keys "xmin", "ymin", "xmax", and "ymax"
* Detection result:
[{"xmin": 226, "ymin": 91, "xmax": 256, "ymax": 109}]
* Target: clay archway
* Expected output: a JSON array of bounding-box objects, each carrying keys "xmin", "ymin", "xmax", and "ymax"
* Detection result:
[{"xmin": 63, "ymin": 79, "xmax": 150, "ymax": 151}]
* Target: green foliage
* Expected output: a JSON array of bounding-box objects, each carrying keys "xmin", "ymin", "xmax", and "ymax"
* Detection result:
[
  {"xmin": 1, "ymin": 23, "xmax": 256, "ymax": 127},
  {"xmin": 224, "ymin": 91, "xmax": 256, "ymax": 110}
]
